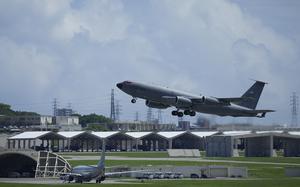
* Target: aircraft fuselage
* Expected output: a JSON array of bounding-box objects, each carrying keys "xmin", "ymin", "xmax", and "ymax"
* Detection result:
[{"xmin": 117, "ymin": 81, "xmax": 271, "ymax": 117}]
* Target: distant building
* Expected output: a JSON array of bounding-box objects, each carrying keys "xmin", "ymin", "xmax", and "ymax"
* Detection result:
[
  {"xmin": 0, "ymin": 115, "xmax": 81, "ymax": 131},
  {"xmin": 103, "ymin": 122, "xmax": 176, "ymax": 131},
  {"xmin": 51, "ymin": 116, "xmax": 81, "ymax": 131},
  {"xmin": 56, "ymin": 108, "xmax": 73, "ymax": 116},
  {"xmin": 0, "ymin": 115, "xmax": 52, "ymax": 127}
]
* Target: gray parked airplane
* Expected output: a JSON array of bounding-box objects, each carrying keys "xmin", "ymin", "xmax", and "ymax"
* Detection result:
[
  {"xmin": 116, "ymin": 80, "xmax": 274, "ymax": 118},
  {"xmin": 60, "ymin": 141, "xmax": 145, "ymax": 183}
]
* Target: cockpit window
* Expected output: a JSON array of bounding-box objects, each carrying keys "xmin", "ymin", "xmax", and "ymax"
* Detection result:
[{"xmin": 124, "ymin": 81, "xmax": 132, "ymax": 84}]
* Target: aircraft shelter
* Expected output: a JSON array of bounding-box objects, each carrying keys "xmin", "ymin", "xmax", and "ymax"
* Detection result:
[{"xmin": 5, "ymin": 130, "xmax": 300, "ymax": 157}]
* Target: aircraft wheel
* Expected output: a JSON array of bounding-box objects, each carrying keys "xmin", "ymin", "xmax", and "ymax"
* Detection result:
[
  {"xmin": 178, "ymin": 112, "xmax": 183, "ymax": 117},
  {"xmin": 190, "ymin": 111, "xmax": 196, "ymax": 116},
  {"xmin": 131, "ymin": 98, "xmax": 136, "ymax": 103},
  {"xmin": 171, "ymin": 111, "xmax": 178, "ymax": 116},
  {"xmin": 184, "ymin": 110, "xmax": 190, "ymax": 115}
]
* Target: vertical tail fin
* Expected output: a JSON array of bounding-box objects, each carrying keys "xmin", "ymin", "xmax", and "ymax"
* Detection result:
[
  {"xmin": 97, "ymin": 140, "xmax": 105, "ymax": 169},
  {"xmin": 236, "ymin": 81, "xmax": 266, "ymax": 109}
]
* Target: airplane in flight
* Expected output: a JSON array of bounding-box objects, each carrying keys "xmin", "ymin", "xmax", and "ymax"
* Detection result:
[
  {"xmin": 116, "ymin": 80, "xmax": 274, "ymax": 118},
  {"xmin": 59, "ymin": 141, "xmax": 145, "ymax": 183}
]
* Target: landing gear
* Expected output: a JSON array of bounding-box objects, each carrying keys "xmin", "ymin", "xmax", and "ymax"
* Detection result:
[
  {"xmin": 184, "ymin": 110, "xmax": 196, "ymax": 116},
  {"xmin": 190, "ymin": 111, "xmax": 196, "ymax": 116},
  {"xmin": 171, "ymin": 110, "xmax": 178, "ymax": 116},
  {"xmin": 173, "ymin": 110, "xmax": 196, "ymax": 117},
  {"xmin": 171, "ymin": 110, "xmax": 183, "ymax": 117},
  {"xmin": 178, "ymin": 112, "xmax": 183, "ymax": 117},
  {"xmin": 75, "ymin": 177, "xmax": 83, "ymax": 183},
  {"xmin": 131, "ymin": 98, "xmax": 137, "ymax": 103}
]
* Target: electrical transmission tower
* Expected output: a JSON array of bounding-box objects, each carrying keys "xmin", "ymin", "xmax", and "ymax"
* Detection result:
[
  {"xmin": 115, "ymin": 100, "xmax": 122, "ymax": 122},
  {"xmin": 52, "ymin": 98, "xmax": 59, "ymax": 116},
  {"xmin": 110, "ymin": 89, "xmax": 116, "ymax": 122},
  {"xmin": 135, "ymin": 111, "xmax": 139, "ymax": 122},
  {"xmin": 290, "ymin": 92, "xmax": 299, "ymax": 127},
  {"xmin": 157, "ymin": 109, "xmax": 162, "ymax": 124},
  {"xmin": 147, "ymin": 107, "xmax": 153, "ymax": 123}
]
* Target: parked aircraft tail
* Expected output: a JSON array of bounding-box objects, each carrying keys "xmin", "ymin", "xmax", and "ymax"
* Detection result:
[
  {"xmin": 235, "ymin": 80, "xmax": 266, "ymax": 109},
  {"xmin": 97, "ymin": 140, "xmax": 105, "ymax": 169}
]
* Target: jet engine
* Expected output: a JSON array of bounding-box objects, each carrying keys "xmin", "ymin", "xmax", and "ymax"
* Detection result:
[
  {"xmin": 161, "ymin": 96, "xmax": 192, "ymax": 108},
  {"xmin": 145, "ymin": 100, "xmax": 169, "ymax": 109},
  {"xmin": 201, "ymin": 96, "xmax": 221, "ymax": 105},
  {"xmin": 176, "ymin": 96, "xmax": 193, "ymax": 108}
]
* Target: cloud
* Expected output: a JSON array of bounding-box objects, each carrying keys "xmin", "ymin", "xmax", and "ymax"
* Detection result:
[
  {"xmin": 52, "ymin": 0, "xmax": 130, "ymax": 43},
  {"xmin": 0, "ymin": 0, "xmax": 299, "ymax": 124},
  {"xmin": 0, "ymin": 37, "xmax": 61, "ymax": 100}
]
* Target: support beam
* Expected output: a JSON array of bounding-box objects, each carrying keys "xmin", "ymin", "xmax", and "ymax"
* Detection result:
[{"xmin": 168, "ymin": 139, "xmax": 173, "ymax": 149}]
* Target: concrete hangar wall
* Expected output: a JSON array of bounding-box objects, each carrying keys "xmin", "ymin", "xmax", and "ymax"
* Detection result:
[
  {"xmin": 0, "ymin": 150, "xmax": 71, "ymax": 178},
  {"xmin": 206, "ymin": 131, "xmax": 300, "ymax": 157}
]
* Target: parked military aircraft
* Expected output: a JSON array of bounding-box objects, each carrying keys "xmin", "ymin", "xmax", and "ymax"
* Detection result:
[
  {"xmin": 60, "ymin": 141, "xmax": 145, "ymax": 183},
  {"xmin": 116, "ymin": 80, "xmax": 274, "ymax": 118}
]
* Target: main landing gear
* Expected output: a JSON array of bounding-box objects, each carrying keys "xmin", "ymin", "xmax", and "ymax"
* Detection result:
[
  {"xmin": 172, "ymin": 110, "xmax": 196, "ymax": 117},
  {"xmin": 131, "ymin": 98, "xmax": 137, "ymax": 103}
]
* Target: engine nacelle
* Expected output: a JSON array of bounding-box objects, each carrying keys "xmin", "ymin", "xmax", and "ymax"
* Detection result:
[
  {"xmin": 176, "ymin": 96, "xmax": 193, "ymax": 108},
  {"xmin": 202, "ymin": 96, "xmax": 221, "ymax": 105},
  {"xmin": 161, "ymin": 96, "xmax": 192, "ymax": 108},
  {"xmin": 146, "ymin": 100, "xmax": 169, "ymax": 109}
]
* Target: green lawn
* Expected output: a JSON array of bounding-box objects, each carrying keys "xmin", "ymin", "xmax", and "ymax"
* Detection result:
[
  {"xmin": 205, "ymin": 156, "xmax": 300, "ymax": 164},
  {"xmin": 59, "ymin": 151, "xmax": 169, "ymax": 158}
]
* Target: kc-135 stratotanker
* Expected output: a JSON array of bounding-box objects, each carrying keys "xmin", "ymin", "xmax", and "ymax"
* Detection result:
[{"xmin": 117, "ymin": 80, "xmax": 274, "ymax": 118}]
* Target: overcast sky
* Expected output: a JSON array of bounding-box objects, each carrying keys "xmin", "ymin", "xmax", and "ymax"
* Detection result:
[{"xmin": 0, "ymin": 0, "xmax": 299, "ymax": 125}]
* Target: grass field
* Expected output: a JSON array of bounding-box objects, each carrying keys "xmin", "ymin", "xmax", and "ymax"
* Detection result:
[{"xmin": 60, "ymin": 151, "xmax": 169, "ymax": 158}]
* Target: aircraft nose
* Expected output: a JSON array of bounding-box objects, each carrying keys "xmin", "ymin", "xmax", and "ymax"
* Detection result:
[{"xmin": 116, "ymin": 83, "xmax": 123, "ymax": 89}]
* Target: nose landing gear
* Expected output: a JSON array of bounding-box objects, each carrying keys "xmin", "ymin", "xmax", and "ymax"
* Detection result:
[{"xmin": 131, "ymin": 98, "xmax": 137, "ymax": 103}]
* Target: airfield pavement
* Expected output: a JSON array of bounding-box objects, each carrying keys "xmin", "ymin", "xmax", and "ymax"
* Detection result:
[{"xmin": 67, "ymin": 155, "xmax": 300, "ymax": 166}]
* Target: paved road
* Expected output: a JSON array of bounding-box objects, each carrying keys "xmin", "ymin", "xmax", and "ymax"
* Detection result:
[{"xmin": 67, "ymin": 156, "xmax": 300, "ymax": 166}]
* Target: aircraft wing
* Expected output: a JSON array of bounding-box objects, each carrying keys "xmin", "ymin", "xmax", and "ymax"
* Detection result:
[
  {"xmin": 217, "ymin": 97, "xmax": 253, "ymax": 104},
  {"xmin": 246, "ymin": 109, "xmax": 275, "ymax": 118},
  {"xmin": 247, "ymin": 109, "xmax": 275, "ymax": 114}
]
